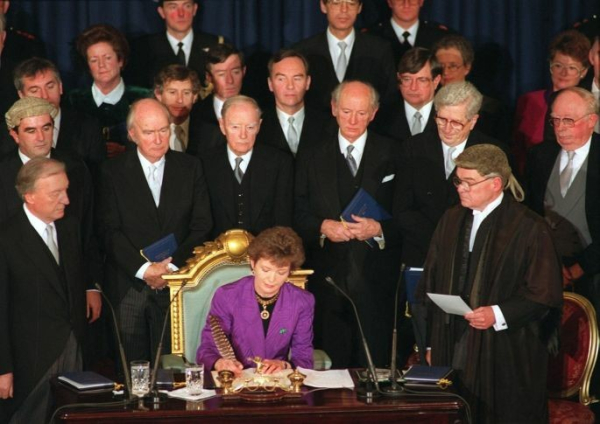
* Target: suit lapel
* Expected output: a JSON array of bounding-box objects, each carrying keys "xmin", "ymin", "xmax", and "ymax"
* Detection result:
[
  {"xmin": 248, "ymin": 147, "xmax": 271, "ymax": 227},
  {"xmin": 17, "ymin": 212, "xmax": 68, "ymax": 304},
  {"xmin": 360, "ymin": 133, "xmax": 383, "ymax": 196},
  {"xmin": 240, "ymin": 281, "xmax": 266, "ymax": 359},
  {"xmin": 212, "ymin": 147, "xmax": 236, "ymax": 224},
  {"xmin": 127, "ymin": 150, "xmax": 161, "ymax": 223}
]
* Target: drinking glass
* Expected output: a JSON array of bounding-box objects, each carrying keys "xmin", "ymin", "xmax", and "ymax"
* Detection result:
[
  {"xmin": 185, "ymin": 364, "xmax": 204, "ymax": 396},
  {"xmin": 130, "ymin": 360, "xmax": 151, "ymax": 397}
]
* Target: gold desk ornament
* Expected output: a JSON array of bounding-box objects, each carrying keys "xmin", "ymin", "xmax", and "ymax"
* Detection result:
[
  {"xmin": 288, "ymin": 369, "xmax": 306, "ymax": 394},
  {"xmin": 217, "ymin": 370, "xmax": 235, "ymax": 395},
  {"xmin": 437, "ymin": 378, "xmax": 453, "ymax": 390}
]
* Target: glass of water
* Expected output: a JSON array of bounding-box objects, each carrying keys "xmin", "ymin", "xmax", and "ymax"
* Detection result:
[
  {"xmin": 130, "ymin": 360, "xmax": 150, "ymax": 397},
  {"xmin": 185, "ymin": 364, "xmax": 204, "ymax": 396}
]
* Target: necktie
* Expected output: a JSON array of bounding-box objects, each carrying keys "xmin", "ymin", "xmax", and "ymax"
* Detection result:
[
  {"xmin": 287, "ymin": 116, "xmax": 299, "ymax": 155},
  {"xmin": 234, "ymin": 157, "xmax": 244, "ymax": 184},
  {"xmin": 336, "ymin": 41, "xmax": 348, "ymax": 82},
  {"xmin": 411, "ymin": 111, "xmax": 422, "ymax": 135},
  {"xmin": 45, "ymin": 224, "xmax": 60, "ymax": 264},
  {"xmin": 176, "ymin": 42, "xmax": 186, "ymax": 66},
  {"xmin": 173, "ymin": 125, "xmax": 185, "ymax": 151},
  {"xmin": 402, "ymin": 31, "xmax": 411, "ymax": 46},
  {"xmin": 148, "ymin": 165, "xmax": 161, "ymax": 206},
  {"xmin": 445, "ymin": 146, "xmax": 456, "ymax": 179},
  {"xmin": 560, "ymin": 150, "xmax": 575, "ymax": 197},
  {"xmin": 346, "ymin": 145, "xmax": 358, "ymax": 177}
]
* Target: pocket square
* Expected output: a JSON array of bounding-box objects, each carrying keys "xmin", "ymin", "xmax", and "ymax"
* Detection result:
[{"xmin": 382, "ymin": 174, "xmax": 395, "ymax": 183}]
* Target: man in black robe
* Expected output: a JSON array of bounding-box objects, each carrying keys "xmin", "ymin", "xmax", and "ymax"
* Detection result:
[{"xmin": 418, "ymin": 144, "xmax": 563, "ymax": 423}]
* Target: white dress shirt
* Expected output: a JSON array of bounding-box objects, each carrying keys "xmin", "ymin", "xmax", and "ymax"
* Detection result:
[
  {"xmin": 390, "ymin": 18, "xmax": 419, "ymax": 46},
  {"xmin": 326, "ymin": 27, "xmax": 356, "ymax": 66},
  {"xmin": 559, "ymin": 137, "xmax": 592, "ymax": 189},
  {"xmin": 92, "ymin": 78, "xmax": 125, "ymax": 107},
  {"xmin": 166, "ymin": 30, "xmax": 194, "ymax": 66}
]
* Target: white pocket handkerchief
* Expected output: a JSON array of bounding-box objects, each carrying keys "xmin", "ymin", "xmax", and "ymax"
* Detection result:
[{"xmin": 381, "ymin": 174, "xmax": 395, "ymax": 183}]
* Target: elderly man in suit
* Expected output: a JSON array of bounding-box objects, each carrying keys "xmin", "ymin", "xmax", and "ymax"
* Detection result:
[
  {"xmin": 0, "ymin": 97, "xmax": 101, "ymax": 319},
  {"xmin": 201, "ymin": 95, "xmax": 293, "ymax": 238},
  {"xmin": 5, "ymin": 57, "xmax": 106, "ymax": 170},
  {"xmin": 256, "ymin": 49, "xmax": 331, "ymax": 160},
  {"xmin": 98, "ymin": 98, "xmax": 213, "ymax": 364},
  {"xmin": 0, "ymin": 158, "xmax": 88, "ymax": 423},
  {"xmin": 293, "ymin": 0, "xmax": 397, "ymax": 112},
  {"xmin": 527, "ymin": 87, "xmax": 600, "ymax": 311},
  {"xmin": 294, "ymin": 80, "xmax": 401, "ymax": 368},
  {"xmin": 187, "ymin": 43, "xmax": 245, "ymax": 156},
  {"xmin": 374, "ymin": 47, "xmax": 442, "ymax": 142},
  {"xmin": 396, "ymin": 81, "xmax": 510, "ymax": 268},
  {"xmin": 128, "ymin": 0, "xmax": 222, "ymax": 89},
  {"xmin": 366, "ymin": 0, "xmax": 452, "ymax": 65}
]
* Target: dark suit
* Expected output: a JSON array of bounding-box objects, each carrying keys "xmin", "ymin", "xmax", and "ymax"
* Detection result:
[
  {"xmin": 365, "ymin": 19, "xmax": 452, "ymax": 65},
  {"xmin": 0, "ymin": 212, "xmax": 86, "ymax": 422},
  {"xmin": 526, "ymin": 136, "xmax": 600, "ymax": 277},
  {"xmin": 97, "ymin": 149, "xmax": 213, "ymax": 362},
  {"xmin": 255, "ymin": 107, "xmax": 332, "ymax": 160},
  {"xmin": 395, "ymin": 129, "xmax": 510, "ymax": 267},
  {"xmin": 294, "ymin": 130, "xmax": 401, "ymax": 367},
  {"xmin": 127, "ymin": 31, "xmax": 221, "ymax": 88},
  {"xmin": 187, "ymin": 94, "xmax": 226, "ymax": 156},
  {"xmin": 373, "ymin": 99, "xmax": 437, "ymax": 143},
  {"xmin": 293, "ymin": 31, "xmax": 397, "ymax": 112},
  {"xmin": 200, "ymin": 144, "xmax": 293, "ymax": 238},
  {"xmin": 2, "ymin": 26, "xmax": 46, "ymax": 64}
]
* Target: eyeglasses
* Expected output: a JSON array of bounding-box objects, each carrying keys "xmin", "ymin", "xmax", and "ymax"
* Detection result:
[
  {"xmin": 435, "ymin": 115, "xmax": 467, "ymax": 130},
  {"xmin": 452, "ymin": 176, "xmax": 495, "ymax": 190},
  {"xmin": 399, "ymin": 76, "xmax": 432, "ymax": 86},
  {"xmin": 548, "ymin": 114, "xmax": 591, "ymax": 128},
  {"xmin": 328, "ymin": 0, "xmax": 360, "ymax": 7},
  {"xmin": 439, "ymin": 63, "xmax": 464, "ymax": 72},
  {"xmin": 549, "ymin": 62, "xmax": 585, "ymax": 77}
]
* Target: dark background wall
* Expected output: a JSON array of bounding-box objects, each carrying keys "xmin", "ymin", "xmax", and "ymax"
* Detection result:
[{"xmin": 7, "ymin": 0, "xmax": 599, "ymax": 107}]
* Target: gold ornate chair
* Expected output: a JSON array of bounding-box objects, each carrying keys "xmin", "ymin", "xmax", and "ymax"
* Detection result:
[
  {"xmin": 161, "ymin": 229, "xmax": 330, "ymax": 370},
  {"xmin": 547, "ymin": 292, "xmax": 599, "ymax": 424}
]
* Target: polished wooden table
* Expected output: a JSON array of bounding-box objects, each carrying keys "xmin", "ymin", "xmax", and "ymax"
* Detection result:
[{"xmin": 53, "ymin": 377, "xmax": 466, "ymax": 423}]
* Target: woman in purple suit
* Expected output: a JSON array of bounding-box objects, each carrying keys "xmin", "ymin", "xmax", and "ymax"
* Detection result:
[{"xmin": 197, "ymin": 227, "xmax": 314, "ymax": 376}]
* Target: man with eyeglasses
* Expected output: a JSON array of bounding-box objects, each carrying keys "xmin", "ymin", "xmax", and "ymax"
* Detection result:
[
  {"xmin": 419, "ymin": 143, "xmax": 562, "ymax": 423},
  {"xmin": 395, "ymin": 81, "xmax": 510, "ymax": 268},
  {"xmin": 374, "ymin": 47, "xmax": 441, "ymax": 142},
  {"xmin": 200, "ymin": 95, "xmax": 293, "ymax": 238},
  {"xmin": 431, "ymin": 34, "xmax": 510, "ymax": 143},
  {"xmin": 527, "ymin": 87, "xmax": 600, "ymax": 320},
  {"xmin": 365, "ymin": 0, "xmax": 453, "ymax": 65},
  {"xmin": 293, "ymin": 0, "xmax": 397, "ymax": 112}
]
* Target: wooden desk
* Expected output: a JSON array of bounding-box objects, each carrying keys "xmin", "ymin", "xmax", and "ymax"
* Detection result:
[{"xmin": 53, "ymin": 379, "xmax": 466, "ymax": 423}]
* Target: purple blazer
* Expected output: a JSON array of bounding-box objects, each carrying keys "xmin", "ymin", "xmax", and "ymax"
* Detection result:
[{"xmin": 196, "ymin": 276, "xmax": 315, "ymax": 371}]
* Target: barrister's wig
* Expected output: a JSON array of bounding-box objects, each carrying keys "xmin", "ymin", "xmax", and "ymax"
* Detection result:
[
  {"xmin": 5, "ymin": 97, "xmax": 57, "ymax": 131},
  {"xmin": 248, "ymin": 227, "xmax": 305, "ymax": 271},
  {"xmin": 455, "ymin": 144, "xmax": 525, "ymax": 202}
]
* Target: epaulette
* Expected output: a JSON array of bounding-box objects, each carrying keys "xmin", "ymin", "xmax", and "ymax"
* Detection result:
[
  {"xmin": 571, "ymin": 15, "xmax": 599, "ymax": 41},
  {"xmin": 361, "ymin": 22, "xmax": 385, "ymax": 34},
  {"xmin": 422, "ymin": 21, "xmax": 450, "ymax": 32}
]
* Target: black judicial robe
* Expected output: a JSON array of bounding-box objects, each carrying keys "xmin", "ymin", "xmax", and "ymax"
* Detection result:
[{"xmin": 419, "ymin": 194, "xmax": 562, "ymax": 423}]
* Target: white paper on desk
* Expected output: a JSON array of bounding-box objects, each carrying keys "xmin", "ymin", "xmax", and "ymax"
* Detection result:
[
  {"xmin": 160, "ymin": 388, "xmax": 217, "ymax": 401},
  {"xmin": 297, "ymin": 367, "xmax": 354, "ymax": 389},
  {"xmin": 427, "ymin": 293, "xmax": 472, "ymax": 315}
]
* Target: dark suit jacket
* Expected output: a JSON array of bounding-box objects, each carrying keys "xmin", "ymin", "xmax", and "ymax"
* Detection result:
[
  {"xmin": 0, "ymin": 212, "xmax": 86, "ymax": 419},
  {"xmin": 57, "ymin": 106, "xmax": 106, "ymax": 171},
  {"xmin": 187, "ymin": 94, "xmax": 226, "ymax": 156},
  {"xmin": 395, "ymin": 129, "xmax": 510, "ymax": 266},
  {"xmin": 365, "ymin": 19, "xmax": 452, "ymax": 65},
  {"xmin": 0, "ymin": 149, "xmax": 101, "ymax": 286},
  {"xmin": 200, "ymin": 143, "xmax": 293, "ymax": 238},
  {"xmin": 127, "ymin": 31, "xmax": 221, "ymax": 88},
  {"xmin": 293, "ymin": 31, "xmax": 397, "ymax": 111},
  {"xmin": 526, "ymin": 136, "xmax": 600, "ymax": 275},
  {"xmin": 373, "ymin": 99, "xmax": 437, "ymax": 143},
  {"xmin": 97, "ymin": 149, "xmax": 213, "ymax": 303},
  {"xmin": 255, "ymin": 106, "xmax": 332, "ymax": 160}
]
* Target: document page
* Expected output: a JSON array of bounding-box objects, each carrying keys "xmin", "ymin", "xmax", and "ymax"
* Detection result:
[
  {"xmin": 427, "ymin": 293, "xmax": 472, "ymax": 315},
  {"xmin": 297, "ymin": 367, "xmax": 355, "ymax": 389}
]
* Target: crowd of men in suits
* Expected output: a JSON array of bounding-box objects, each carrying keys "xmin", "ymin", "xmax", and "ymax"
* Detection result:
[{"xmin": 0, "ymin": 0, "xmax": 599, "ymax": 422}]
